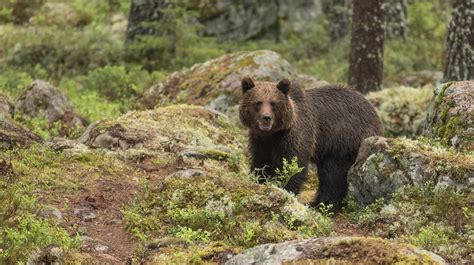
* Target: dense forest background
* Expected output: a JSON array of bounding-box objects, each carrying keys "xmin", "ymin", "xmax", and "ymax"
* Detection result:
[
  {"xmin": 0, "ymin": 0, "xmax": 472, "ymax": 264},
  {"xmin": 0, "ymin": 0, "xmax": 459, "ymax": 123}
]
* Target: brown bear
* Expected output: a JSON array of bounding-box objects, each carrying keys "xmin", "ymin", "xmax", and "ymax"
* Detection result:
[{"xmin": 239, "ymin": 77, "xmax": 383, "ymax": 210}]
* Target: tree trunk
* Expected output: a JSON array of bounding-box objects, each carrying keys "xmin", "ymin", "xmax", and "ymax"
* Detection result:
[
  {"xmin": 443, "ymin": 0, "xmax": 474, "ymax": 81},
  {"xmin": 348, "ymin": 0, "xmax": 384, "ymax": 93},
  {"xmin": 326, "ymin": 0, "xmax": 352, "ymax": 41},
  {"xmin": 126, "ymin": 0, "xmax": 171, "ymax": 42},
  {"xmin": 382, "ymin": 0, "xmax": 408, "ymax": 39}
]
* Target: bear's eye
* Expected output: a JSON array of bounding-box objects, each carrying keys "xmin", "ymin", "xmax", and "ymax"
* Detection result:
[
  {"xmin": 270, "ymin": 102, "xmax": 276, "ymax": 107},
  {"xmin": 255, "ymin": 101, "xmax": 263, "ymax": 106}
]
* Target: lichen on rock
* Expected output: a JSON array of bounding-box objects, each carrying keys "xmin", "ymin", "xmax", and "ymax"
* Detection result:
[
  {"xmin": 140, "ymin": 50, "xmax": 301, "ymax": 117},
  {"xmin": 423, "ymin": 81, "xmax": 474, "ymax": 151},
  {"xmin": 225, "ymin": 236, "xmax": 446, "ymax": 264},
  {"xmin": 366, "ymin": 86, "xmax": 433, "ymax": 137},
  {"xmin": 348, "ymin": 136, "xmax": 473, "ymax": 206}
]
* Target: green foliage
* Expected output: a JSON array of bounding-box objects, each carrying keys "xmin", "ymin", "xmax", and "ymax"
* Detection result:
[
  {"xmin": 125, "ymin": 3, "xmax": 224, "ymax": 71},
  {"xmin": 273, "ymin": 157, "xmax": 304, "ymax": 188},
  {"xmin": 1, "ymin": 25, "xmax": 122, "ymax": 78},
  {"xmin": 124, "ymin": 172, "xmax": 332, "ymax": 251},
  {"xmin": 345, "ymin": 183, "xmax": 473, "ymax": 262},
  {"xmin": 0, "ymin": 69, "xmax": 34, "ymax": 99},
  {"xmin": 173, "ymin": 226, "xmax": 211, "ymax": 243},
  {"xmin": 409, "ymin": 224, "xmax": 454, "ymax": 251},
  {"xmin": 0, "ymin": 181, "xmax": 77, "ymax": 263},
  {"xmin": 79, "ymin": 65, "xmax": 161, "ymax": 104}
]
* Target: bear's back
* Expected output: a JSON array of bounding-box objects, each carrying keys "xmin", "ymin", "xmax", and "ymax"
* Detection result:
[{"xmin": 304, "ymin": 85, "xmax": 383, "ymax": 157}]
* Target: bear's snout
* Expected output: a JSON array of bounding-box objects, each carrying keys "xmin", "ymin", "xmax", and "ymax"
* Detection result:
[{"xmin": 258, "ymin": 113, "xmax": 273, "ymax": 131}]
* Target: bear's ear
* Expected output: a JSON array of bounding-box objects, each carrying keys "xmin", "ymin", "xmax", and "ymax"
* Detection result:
[
  {"xmin": 277, "ymin": 79, "xmax": 291, "ymax": 95},
  {"xmin": 241, "ymin": 77, "xmax": 255, "ymax": 93}
]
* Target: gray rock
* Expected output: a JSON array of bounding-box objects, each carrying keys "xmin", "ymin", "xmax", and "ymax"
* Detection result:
[
  {"xmin": 294, "ymin": 74, "xmax": 330, "ymax": 90},
  {"xmin": 127, "ymin": 0, "xmax": 322, "ymax": 42},
  {"xmin": 225, "ymin": 237, "xmax": 446, "ymax": 264},
  {"xmin": 400, "ymin": 70, "xmax": 443, "ymax": 88},
  {"xmin": 94, "ymin": 244, "xmax": 109, "ymax": 253},
  {"xmin": 14, "ymin": 80, "xmax": 87, "ymax": 130},
  {"xmin": 74, "ymin": 208, "xmax": 97, "ymax": 222},
  {"xmin": 15, "ymin": 80, "xmax": 74, "ymax": 122},
  {"xmin": 40, "ymin": 205, "xmax": 63, "ymax": 223},
  {"xmin": 0, "ymin": 94, "xmax": 13, "ymax": 117},
  {"xmin": 348, "ymin": 136, "xmax": 474, "ymax": 205},
  {"xmin": 423, "ymin": 81, "xmax": 474, "ymax": 151}
]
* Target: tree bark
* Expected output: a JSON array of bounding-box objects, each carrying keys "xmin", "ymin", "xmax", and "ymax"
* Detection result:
[
  {"xmin": 348, "ymin": 0, "xmax": 384, "ymax": 93},
  {"xmin": 443, "ymin": 0, "xmax": 474, "ymax": 81},
  {"xmin": 382, "ymin": 0, "xmax": 408, "ymax": 39}
]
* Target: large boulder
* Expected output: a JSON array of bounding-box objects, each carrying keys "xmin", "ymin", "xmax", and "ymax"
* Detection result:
[
  {"xmin": 348, "ymin": 136, "xmax": 473, "ymax": 206},
  {"xmin": 14, "ymin": 80, "xmax": 87, "ymax": 133},
  {"xmin": 127, "ymin": 0, "xmax": 322, "ymax": 42},
  {"xmin": 200, "ymin": 0, "xmax": 323, "ymax": 40},
  {"xmin": 79, "ymin": 105, "xmax": 244, "ymax": 156},
  {"xmin": 225, "ymin": 237, "xmax": 446, "ymax": 264},
  {"xmin": 366, "ymin": 86, "xmax": 433, "ymax": 137},
  {"xmin": 423, "ymin": 81, "xmax": 474, "ymax": 151},
  {"xmin": 0, "ymin": 94, "xmax": 14, "ymax": 117},
  {"xmin": 0, "ymin": 114, "xmax": 42, "ymax": 149},
  {"xmin": 140, "ymin": 50, "xmax": 324, "ymax": 117}
]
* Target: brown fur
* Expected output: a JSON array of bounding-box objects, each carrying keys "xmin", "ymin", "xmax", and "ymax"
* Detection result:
[{"xmin": 239, "ymin": 78, "xmax": 383, "ymax": 210}]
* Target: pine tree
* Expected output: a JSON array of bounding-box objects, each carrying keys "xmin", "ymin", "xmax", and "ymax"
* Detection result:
[
  {"xmin": 443, "ymin": 0, "xmax": 474, "ymax": 81},
  {"xmin": 348, "ymin": 0, "xmax": 384, "ymax": 93}
]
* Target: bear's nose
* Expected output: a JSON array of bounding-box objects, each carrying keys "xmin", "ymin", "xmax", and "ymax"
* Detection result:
[{"xmin": 263, "ymin": 115, "xmax": 271, "ymax": 122}]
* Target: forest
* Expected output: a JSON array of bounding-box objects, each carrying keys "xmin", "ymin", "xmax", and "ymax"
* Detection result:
[{"xmin": 0, "ymin": 0, "xmax": 472, "ymax": 264}]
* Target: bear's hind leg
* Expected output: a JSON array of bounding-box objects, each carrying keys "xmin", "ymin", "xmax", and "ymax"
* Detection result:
[{"xmin": 312, "ymin": 155, "xmax": 354, "ymax": 210}]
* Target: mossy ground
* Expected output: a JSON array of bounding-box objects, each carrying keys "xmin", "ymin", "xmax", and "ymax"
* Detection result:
[
  {"xmin": 344, "ymin": 137, "xmax": 474, "ymax": 263},
  {"xmin": 0, "ymin": 0, "xmax": 470, "ymax": 263}
]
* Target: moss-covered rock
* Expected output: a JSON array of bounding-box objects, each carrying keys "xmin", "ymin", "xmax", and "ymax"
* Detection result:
[
  {"xmin": 348, "ymin": 136, "xmax": 473, "ymax": 206},
  {"xmin": 0, "ymin": 114, "xmax": 42, "ymax": 149},
  {"xmin": 14, "ymin": 80, "xmax": 88, "ymax": 137},
  {"xmin": 79, "ymin": 105, "xmax": 246, "ymax": 160},
  {"xmin": 226, "ymin": 236, "xmax": 446, "ymax": 264},
  {"xmin": 366, "ymin": 86, "xmax": 433, "ymax": 137},
  {"xmin": 140, "ymin": 50, "xmax": 299, "ymax": 116},
  {"xmin": 0, "ymin": 93, "xmax": 14, "ymax": 117},
  {"xmin": 423, "ymin": 81, "xmax": 474, "ymax": 151}
]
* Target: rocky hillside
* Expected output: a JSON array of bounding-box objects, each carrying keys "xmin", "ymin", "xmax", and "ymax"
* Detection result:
[{"xmin": 1, "ymin": 49, "xmax": 472, "ymax": 264}]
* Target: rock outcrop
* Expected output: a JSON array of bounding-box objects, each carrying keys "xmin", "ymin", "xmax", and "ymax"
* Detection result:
[
  {"xmin": 126, "ymin": 0, "xmax": 323, "ymax": 42},
  {"xmin": 141, "ymin": 50, "xmax": 325, "ymax": 117},
  {"xmin": 348, "ymin": 136, "xmax": 473, "ymax": 206},
  {"xmin": 15, "ymin": 80, "xmax": 87, "ymax": 134},
  {"xmin": 366, "ymin": 86, "xmax": 433, "ymax": 137},
  {"xmin": 423, "ymin": 81, "xmax": 474, "ymax": 151},
  {"xmin": 0, "ymin": 94, "xmax": 14, "ymax": 117},
  {"xmin": 226, "ymin": 237, "xmax": 446, "ymax": 264},
  {"xmin": 0, "ymin": 115, "xmax": 42, "ymax": 149}
]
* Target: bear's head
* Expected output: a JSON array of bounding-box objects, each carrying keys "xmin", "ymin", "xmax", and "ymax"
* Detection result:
[{"xmin": 239, "ymin": 77, "xmax": 296, "ymax": 135}]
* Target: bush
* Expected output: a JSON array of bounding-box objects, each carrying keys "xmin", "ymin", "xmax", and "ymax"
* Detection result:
[{"xmin": 1, "ymin": 25, "xmax": 122, "ymax": 78}]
